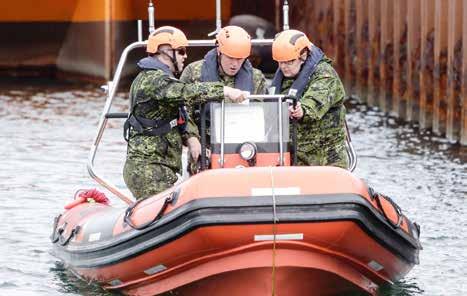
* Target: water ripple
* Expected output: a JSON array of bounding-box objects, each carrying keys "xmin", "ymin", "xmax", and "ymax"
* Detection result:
[{"xmin": 0, "ymin": 84, "xmax": 465, "ymax": 295}]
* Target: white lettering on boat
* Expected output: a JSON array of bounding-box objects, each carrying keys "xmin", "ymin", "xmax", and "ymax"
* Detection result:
[
  {"xmin": 88, "ymin": 232, "xmax": 101, "ymax": 242},
  {"xmin": 251, "ymin": 187, "xmax": 301, "ymax": 196},
  {"xmin": 254, "ymin": 233, "xmax": 304, "ymax": 241}
]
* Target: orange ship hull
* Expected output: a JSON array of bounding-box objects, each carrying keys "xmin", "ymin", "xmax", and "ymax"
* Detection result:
[{"xmin": 51, "ymin": 166, "xmax": 421, "ymax": 295}]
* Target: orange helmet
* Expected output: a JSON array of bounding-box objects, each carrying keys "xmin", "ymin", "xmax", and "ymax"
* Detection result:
[
  {"xmin": 147, "ymin": 26, "xmax": 188, "ymax": 54},
  {"xmin": 216, "ymin": 26, "xmax": 251, "ymax": 58},
  {"xmin": 272, "ymin": 29, "xmax": 312, "ymax": 62}
]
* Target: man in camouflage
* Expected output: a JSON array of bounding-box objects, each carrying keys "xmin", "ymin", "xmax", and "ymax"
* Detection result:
[
  {"xmin": 123, "ymin": 26, "xmax": 247, "ymax": 199},
  {"xmin": 271, "ymin": 29, "xmax": 349, "ymax": 168},
  {"xmin": 180, "ymin": 26, "xmax": 267, "ymax": 159},
  {"xmin": 181, "ymin": 26, "xmax": 266, "ymax": 96}
]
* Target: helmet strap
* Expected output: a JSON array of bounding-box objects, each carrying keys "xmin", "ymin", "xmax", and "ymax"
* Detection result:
[
  {"xmin": 159, "ymin": 49, "xmax": 180, "ymax": 76},
  {"xmin": 171, "ymin": 50, "xmax": 181, "ymax": 76}
]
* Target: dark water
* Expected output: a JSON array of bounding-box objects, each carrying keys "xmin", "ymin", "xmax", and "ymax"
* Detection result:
[{"xmin": 0, "ymin": 80, "xmax": 465, "ymax": 296}]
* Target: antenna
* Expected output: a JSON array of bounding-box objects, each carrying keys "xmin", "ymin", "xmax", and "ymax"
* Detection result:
[
  {"xmin": 283, "ymin": 0, "xmax": 289, "ymax": 31},
  {"xmin": 208, "ymin": 0, "xmax": 222, "ymax": 36},
  {"xmin": 148, "ymin": 0, "xmax": 155, "ymax": 34}
]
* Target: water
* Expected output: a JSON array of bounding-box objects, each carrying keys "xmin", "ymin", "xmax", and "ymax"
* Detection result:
[{"xmin": 0, "ymin": 80, "xmax": 465, "ymax": 296}]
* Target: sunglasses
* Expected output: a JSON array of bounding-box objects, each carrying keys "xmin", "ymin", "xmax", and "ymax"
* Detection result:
[
  {"xmin": 174, "ymin": 47, "xmax": 187, "ymax": 56},
  {"xmin": 278, "ymin": 59, "xmax": 297, "ymax": 66}
]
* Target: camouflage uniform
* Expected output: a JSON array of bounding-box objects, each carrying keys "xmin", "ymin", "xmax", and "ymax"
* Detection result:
[
  {"xmin": 180, "ymin": 60, "xmax": 267, "ymax": 95},
  {"xmin": 123, "ymin": 66, "xmax": 224, "ymax": 199},
  {"xmin": 180, "ymin": 59, "xmax": 266, "ymax": 137},
  {"xmin": 179, "ymin": 59, "xmax": 266, "ymax": 172},
  {"xmin": 279, "ymin": 57, "xmax": 349, "ymax": 168}
]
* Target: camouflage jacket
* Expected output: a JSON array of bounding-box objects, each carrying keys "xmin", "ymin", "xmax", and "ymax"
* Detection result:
[
  {"xmin": 126, "ymin": 68, "xmax": 225, "ymax": 171},
  {"xmin": 180, "ymin": 59, "xmax": 266, "ymax": 94},
  {"xmin": 279, "ymin": 58, "xmax": 348, "ymax": 167},
  {"xmin": 180, "ymin": 59, "xmax": 267, "ymax": 142}
]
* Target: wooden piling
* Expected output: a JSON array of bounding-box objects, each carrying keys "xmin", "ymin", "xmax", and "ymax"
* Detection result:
[{"xmin": 462, "ymin": 0, "xmax": 467, "ymax": 144}]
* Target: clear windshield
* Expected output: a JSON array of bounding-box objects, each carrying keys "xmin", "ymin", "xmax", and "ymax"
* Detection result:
[{"xmin": 210, "ymin": 101, "xmax": 289, "ymax": 145}]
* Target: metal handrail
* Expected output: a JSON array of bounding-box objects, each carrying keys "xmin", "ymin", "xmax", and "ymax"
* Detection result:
[
  {"xmin": 208, "ymin": 0, "xmax": 222, "ymax": 36},
  {"xmin": 189, "ymin": 39, "xmax": 274, "ymax": 46},
  {"xmin": 87, "ymin": 39, "xmax": 276, "ymax": 204},
  {"xmin": 87, "ymin": 38, "xmax": 358, "ymax": 205},
  {"xmin": 220, "ymin": 100, "xmax": 225, "ymax": 167},
  {"xmin": 278, "ymin": 96, "xmax": 284, "ymax": 165},
  {"xmin": 87, "ymin": 41, "xmax": 145, "ymax": 205}
]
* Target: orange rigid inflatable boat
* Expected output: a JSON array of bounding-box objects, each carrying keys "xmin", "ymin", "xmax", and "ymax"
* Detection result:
[
  {"xmin": 52, "ymin": 165, "xmax": 421, "ymax": 296},
  {"xmin": 51, "ymin": 8, "xmax": 421, "ymax": 294}
]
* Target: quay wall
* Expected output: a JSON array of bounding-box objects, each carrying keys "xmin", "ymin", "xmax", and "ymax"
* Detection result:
[{"xmin": 290, "ymin": 0, "xmax": 466, "ymax": 144}]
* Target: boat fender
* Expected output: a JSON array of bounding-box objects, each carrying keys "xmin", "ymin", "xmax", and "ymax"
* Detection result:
[
  {"xmin": 375, "ymin": 193, "xmax": 403, "ymax": 229},
  {"xmin": 124, "ymin": 191, "xmax": 177, "ymax": 230},
  {"xmin": 64, "ymin": 189, "xmax": 109, "ymax": 210}
]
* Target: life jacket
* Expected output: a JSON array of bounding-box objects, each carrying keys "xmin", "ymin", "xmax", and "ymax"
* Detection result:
[
  {"xmin": 200, "ymin": 48, "xmax": 254, "ymax": 93},
  {"xmin": 270, "ymin": 45, "xmax": 324, "ymax": 99},
  {"xmin": 124, "ymin": 57, "xmax": 188, "ymax": 141}
]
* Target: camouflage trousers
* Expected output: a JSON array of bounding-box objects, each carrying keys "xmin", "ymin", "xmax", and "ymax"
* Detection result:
[
  {"xmin": 123, "ymin": 158, "xmax": 179, "ymax": 199},
  {"xmin": 296, "ymin": 143, "xmax": 349, "ymax": 169}
]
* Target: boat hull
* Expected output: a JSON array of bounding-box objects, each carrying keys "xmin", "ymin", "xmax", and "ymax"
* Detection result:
[{"xmin": 51, "ymin": 167, "xmax": 421, "ymax": 295}]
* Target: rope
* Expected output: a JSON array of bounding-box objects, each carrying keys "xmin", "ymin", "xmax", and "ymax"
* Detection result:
[
  {"xmin": 124, "ymin": 192, "xmax": 175, "ymax": 230},
  {"xmin": 269, "ymin": 166, "xmax": 278, "ymax": 296}
]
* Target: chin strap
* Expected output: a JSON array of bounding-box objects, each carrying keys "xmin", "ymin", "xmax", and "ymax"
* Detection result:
[
  {"xmin": 171, "ymin": 49, "xmax": 181, "ymax": 76},
  {"xmin": 159, "ymin": 50, "xmax": 180, "ymax": 76}
]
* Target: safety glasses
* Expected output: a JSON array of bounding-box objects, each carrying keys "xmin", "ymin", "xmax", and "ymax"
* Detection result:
[
  {"xmin": 278, "ymin": 59, "xmax": 296, "ymax": 66},
  {"xmin": 174, "ymin": 47, "xmax": 187, "ymax": 56}
]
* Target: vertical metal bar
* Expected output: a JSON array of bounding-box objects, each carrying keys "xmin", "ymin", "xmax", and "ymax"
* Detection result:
[
  {"xmin": 216, "ymin": 0, "xmax": 222, "ymax": 32},
  {"xmin": 283, "ymin": 0, "xmax": 289, "ymax": 30},
  {"xmin": 220, "ymin": 100, "xmax": 225, "ymax": 168},
  {"xmin": 148, "ymin": 1, "xmax": 155, "ymax": 34},
  {"xmin": 462, "ymin": 0, "xmax": 467, "ymax": 144},
  {"xmin": 137, "ymin": 20, "xmax": 143, "ymax": 42},
  {"xmin": 104, "ymin": 0, "xmax": 112, "ymax": 81},
  {"xmin": 392, "ymin": 0, "xmax": 402, "ymax": 116},
  {"xmin": 208, "ymin": 0, "xmax": 222, "ymax": 36},
  {"xmin": 278, "ymin": 98, "xmax": 284, "ymax": 166}
]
